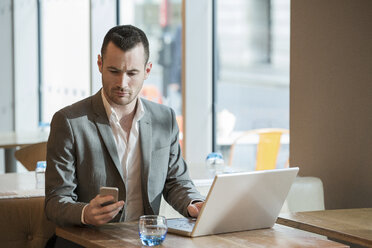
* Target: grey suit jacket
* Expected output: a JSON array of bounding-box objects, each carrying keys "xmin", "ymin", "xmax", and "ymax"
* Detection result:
[{"xmin": 45, "ymin": 90, "xmax": 202, "ymax": 227}]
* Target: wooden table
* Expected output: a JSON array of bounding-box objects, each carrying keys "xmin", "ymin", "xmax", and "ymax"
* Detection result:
[
  {"xmin": 0, "ymin": 171, "xmax": 43, "ymax": 199},
  {"xmin": 277, "ymin": 208, "xmax": 372, "ymax": 247},
  {"xmin": 0, "ymin": 131, "xmax": 49, "ymax": 172},
  {"xmin": 56, "ymin": 222, "xmax": 348, "ymax": 247}
]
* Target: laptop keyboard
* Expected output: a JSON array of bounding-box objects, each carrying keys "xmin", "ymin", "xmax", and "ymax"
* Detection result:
[{"xmin": 168, "ymin": 218, "xmax": 196, "ymax": 232}]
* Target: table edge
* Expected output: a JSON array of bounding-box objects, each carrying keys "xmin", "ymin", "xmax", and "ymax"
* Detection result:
[
  {"xmin": 276, "ymin": 216, "xmax": 372, "ymax": 247},
  {"xmin": 56, "ymin": 226, "xmax": 102, "ymax": 248}
]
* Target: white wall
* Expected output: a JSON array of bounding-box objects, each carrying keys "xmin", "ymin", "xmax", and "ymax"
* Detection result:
[{"xmin": 291, "ymin": 0, "xmax": 372, "ymax": 209}]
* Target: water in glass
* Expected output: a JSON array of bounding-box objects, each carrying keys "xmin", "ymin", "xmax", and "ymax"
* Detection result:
[{"xmin": 139, "ymin": 215, "xmax": 167, "ymax": 246}]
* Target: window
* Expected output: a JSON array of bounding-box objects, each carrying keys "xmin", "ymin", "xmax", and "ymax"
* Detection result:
[
  {"xmin": 12, "ymin": 0, "xmax": 290, "ymax": 169},
  {"xmin": 38, "ymin": 0, "xmax": 184, "ymax": 145},
  {"xmin": 120, "ymin": 0, "xmax": 184, "ymax": 147},
  {"xmin": 40, "ymin": 0, "xmax": 90, "ymax": 124},
  {"xmin": 214, "ymin": 0, "xmax": 290, "ymax": 171}
]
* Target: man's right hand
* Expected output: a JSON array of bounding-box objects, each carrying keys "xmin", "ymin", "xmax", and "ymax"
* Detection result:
[{"xmin": 83, "ymin": 194, "xmax": 124, "ymax": 226}]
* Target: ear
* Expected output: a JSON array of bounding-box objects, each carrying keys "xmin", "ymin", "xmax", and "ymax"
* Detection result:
[
  {"xmin": 144, "ymin": 62, "xmax": 152, "ymax": 80},
  {"xmin": 97, "ymin": 54, "xmax": 103, "ymax": 73}
]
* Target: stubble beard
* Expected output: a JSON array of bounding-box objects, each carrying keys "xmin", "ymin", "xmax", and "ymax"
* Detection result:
[{"xmin": 110, "ymin": 87, "xmax": 139, "ymax": 108}]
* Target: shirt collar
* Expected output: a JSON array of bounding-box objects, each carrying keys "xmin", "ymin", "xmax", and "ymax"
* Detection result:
[{"xmin": 101, "ymin": 89, "xmax": 145, "ymax": 123}]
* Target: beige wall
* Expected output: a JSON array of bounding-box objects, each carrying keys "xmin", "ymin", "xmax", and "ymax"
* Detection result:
[{"xmin": 290, "ymin": 0, "xmax": 372, "ymax": 209}]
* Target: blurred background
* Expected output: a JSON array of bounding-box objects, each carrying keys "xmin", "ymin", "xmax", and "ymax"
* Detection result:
[{"xmin": 0, "ymin": 0, "xmax": 290, "ymax": 173}]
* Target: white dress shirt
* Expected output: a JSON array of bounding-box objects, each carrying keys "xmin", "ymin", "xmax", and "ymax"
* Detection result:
[
  {"xmin": 81, "ymin": 91, "xmax": 145, "ymax": 223},
  {"xmin": 101, "ymin": 90, "xmax": 145, "ymax": 221}
]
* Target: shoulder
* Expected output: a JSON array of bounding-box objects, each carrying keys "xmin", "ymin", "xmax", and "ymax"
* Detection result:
[
  {"xmin": 53, "ymin": 93, "xmax": 99, "ymax": 120},
  {"xmin": 141, "ymin": 98, "xmax": 175, "ymax": 117},
  {"xmin": 141, "ymin": 98, "xmax": 177, "ymax": 129}
]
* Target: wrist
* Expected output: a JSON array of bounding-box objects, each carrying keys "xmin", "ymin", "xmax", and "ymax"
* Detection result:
[{"xmin": 81, "ymin": 204, "xmax": 89, "ymax": 225}]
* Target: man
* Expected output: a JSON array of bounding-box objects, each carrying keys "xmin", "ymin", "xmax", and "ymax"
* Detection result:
[{"xmin": 45, "ymin": 25, "xmax": 204, "ymax": 246}]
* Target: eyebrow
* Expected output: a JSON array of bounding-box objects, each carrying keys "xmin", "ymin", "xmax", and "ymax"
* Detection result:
[
  {"xmin": 107, "ymin": 66, "xmax": 122, "ymax": 71},
  {"xmin": 107, "ymin": 66, "xmax": 140, "ymax": 73},
  {"xmin": 126, "ymin": 68, "xmax": 140, "ymax": 73}
]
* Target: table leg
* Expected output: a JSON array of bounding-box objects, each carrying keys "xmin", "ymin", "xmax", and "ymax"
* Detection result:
[{"xmin": 5, "ymin": 148, "xmax": 17, "ymax": 173}]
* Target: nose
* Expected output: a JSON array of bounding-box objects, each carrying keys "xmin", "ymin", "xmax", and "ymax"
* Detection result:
[{"xmin": 119, "ymin": 73, "xmax": 130, "ymax": 87}]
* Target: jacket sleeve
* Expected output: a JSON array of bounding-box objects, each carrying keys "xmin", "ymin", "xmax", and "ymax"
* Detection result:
[
  {"xmin": 44, "ymin": 110, "xmax": 86, "ymax": 227},
  {"xmin": 162, "ymin": 108, "xmax": 205, "ymax": 217}
]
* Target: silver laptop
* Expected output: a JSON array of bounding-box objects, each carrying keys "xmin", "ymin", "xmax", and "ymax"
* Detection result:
[{"xmin": 167, "ymin": 167, "xmax": 299, "ymax": 237}]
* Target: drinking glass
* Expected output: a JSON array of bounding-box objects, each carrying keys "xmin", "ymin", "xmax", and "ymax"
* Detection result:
[{"xmin": 138, "ymin": 215, "xmax": 167, "ymax": 246}]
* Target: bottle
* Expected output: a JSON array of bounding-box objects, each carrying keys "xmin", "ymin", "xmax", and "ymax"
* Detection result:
[
  {"xmin": 205, "ymin": 152, "xmax": 225, "ymax": 176},
  {"xmin": 35, "ymin": 161, "xmax": 46, "ymax": 189}
]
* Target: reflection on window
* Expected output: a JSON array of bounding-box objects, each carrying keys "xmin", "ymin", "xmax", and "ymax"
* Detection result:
[
  {"xmin": 215, "ymin": 0, "xmax": 290, "ymax": 171},
  {"xmin": 40, "ymin": 0, "xmax": 90, "ymax": 124},
  {"xmin": 120, "ymin": 0, "xmax": 183, "ymax": 148}
]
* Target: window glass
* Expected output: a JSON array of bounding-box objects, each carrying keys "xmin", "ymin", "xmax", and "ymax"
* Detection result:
[
  {"xmin": 215, "ymin": 0, "xmax": 290, "ymax": 172},
  {"xmin": 120, "ymin": 0, "xmax": 183, "ymax": 147},
  {"xmin": 40, "ymin": 0, "xmax": 90, "ymax": 124}
]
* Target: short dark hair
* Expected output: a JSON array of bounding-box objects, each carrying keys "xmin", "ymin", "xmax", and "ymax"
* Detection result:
[{"xmin": 100, "ymin": 25, "xmax": 150, "ymax": 65}]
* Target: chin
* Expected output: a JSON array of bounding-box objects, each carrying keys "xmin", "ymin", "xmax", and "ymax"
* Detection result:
[
  {"xmin": 115, "ymin": 98, "xmax": 134, "ymax": 106},
  {"xmin": 114, "ymin": 100, "xmax": 130, "ymax": 106}
]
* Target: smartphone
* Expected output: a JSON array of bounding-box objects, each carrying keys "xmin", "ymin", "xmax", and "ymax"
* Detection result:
[{"xmin": 100, "ymin": 186, "xmax": 119, "ymax": 207}]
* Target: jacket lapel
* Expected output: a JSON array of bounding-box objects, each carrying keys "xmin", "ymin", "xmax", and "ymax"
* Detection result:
[
  {"xmin": 139, "ymin": 109, "xmax": 153, "ymax": 214},
  {"xmin": 91, "ymin": 90, "xmax": 124, "ymax": 180}
]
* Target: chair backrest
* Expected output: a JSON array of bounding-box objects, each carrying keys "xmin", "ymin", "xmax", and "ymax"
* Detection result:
[
  {"xmin": 0, "ymin": 197, "xmax": 56, "ymax": 248},
  {"xmin": 14, "ymin": 142, "xmax": 47, "ymax": 171},
  {"xmin": 228, "ymin": 128, "xmax": 289, "ymax": 170}
]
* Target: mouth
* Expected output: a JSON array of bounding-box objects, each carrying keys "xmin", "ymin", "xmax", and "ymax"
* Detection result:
[{"xmin": 114, "ymin": 88, "xmax": 131, "ymax": 97}]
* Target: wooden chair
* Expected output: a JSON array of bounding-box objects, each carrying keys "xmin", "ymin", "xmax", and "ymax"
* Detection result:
[
  {"xmin": 228, "ymin": 128, "xmax": 289, "ymax": 170},
  {"xmin": 14, "ymin": 142, "xmax": 47, "ymax": 171}
]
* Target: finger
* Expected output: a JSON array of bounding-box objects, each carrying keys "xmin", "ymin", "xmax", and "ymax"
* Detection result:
[
  {"xmin": 99, "ymin": 200, "xmax": 124, "ymax": 215},
  {"xmin": 187, "ymin": 204, "xmax": 199, "ymax": 218},
  {"xmin": 88, "ymin": 195, "xmax": 113, "ymax": 209},
  {"xmin": 86, "ymin": 207, "xmax": 120, "ymax": 226},
  {"xmin": 87, "ymin": 200, "xmax": 123, "ymax": 220},
  {"xmin": 94, "ymin": 205, "xmax": 123, "ymax": 224},
  {"xmin": 97, "ymin": 195, "xmax": 116, "ymax": 206},
  {"xmin": 104, "ymin": 207, "xmax": 121, "ymax": 219},
  {"xmin": 85, "ymin": 196, "xmax": 124, "ymax": 225},
  {"xmin": 194, "ymin": 202, "xmax": 204, "ymax": 210}
]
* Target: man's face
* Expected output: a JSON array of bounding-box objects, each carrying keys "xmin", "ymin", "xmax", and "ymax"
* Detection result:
[{"xmin": 97, "ymin": 41, "xmax": 152, "ymax": 107}]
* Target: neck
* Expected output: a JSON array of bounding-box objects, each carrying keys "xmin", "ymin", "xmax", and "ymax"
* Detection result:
[
  {"xmin": 112, "ymin": 98, "xmax": 137, "ymax": 121},
  {"xmin": 118, "ymin": 101, "xmax": 137, "ymax": 137}
]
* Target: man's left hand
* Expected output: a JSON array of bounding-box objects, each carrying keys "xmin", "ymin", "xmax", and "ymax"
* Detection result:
[{"xmin": 187, "ymin": 201, "xmax": 204, "ymax": 218}]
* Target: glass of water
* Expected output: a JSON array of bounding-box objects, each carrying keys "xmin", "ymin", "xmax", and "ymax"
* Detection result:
[{"xmin": 138, "ymin": 215, "xmax": 167, "ymax": 246}]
